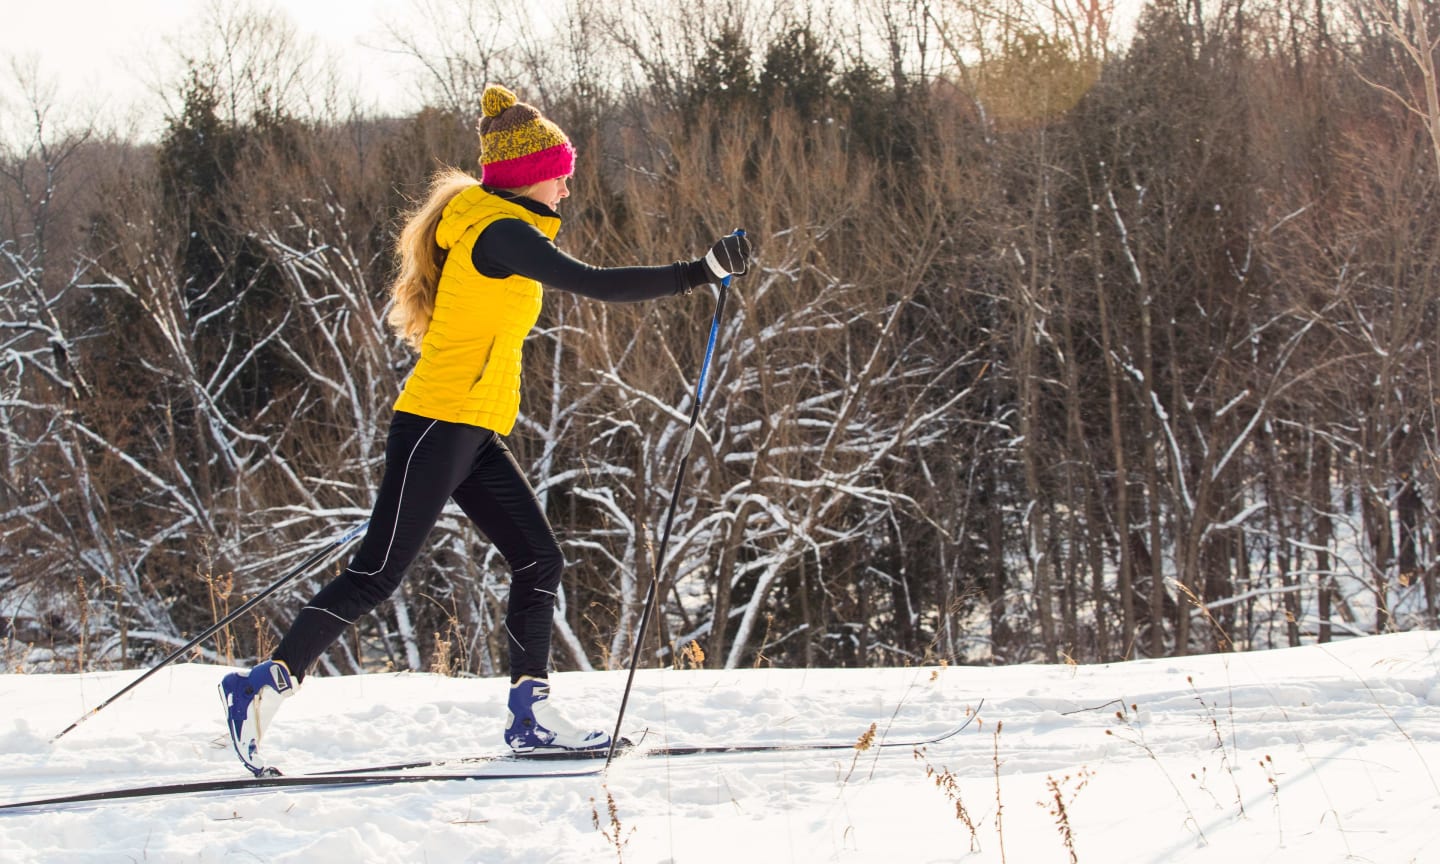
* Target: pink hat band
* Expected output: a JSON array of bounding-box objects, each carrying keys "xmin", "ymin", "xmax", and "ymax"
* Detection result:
[{"xmin": 481, "ymin": 143, "xmax": 576, "ymax": 189}]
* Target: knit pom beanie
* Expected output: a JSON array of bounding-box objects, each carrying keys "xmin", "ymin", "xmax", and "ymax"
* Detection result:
[{"xmin": 477, "ymin": 84, "xmax": 576, "ymax": 189}]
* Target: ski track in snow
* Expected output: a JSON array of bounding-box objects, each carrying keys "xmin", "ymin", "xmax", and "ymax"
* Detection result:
[{"xmin": 1, "ymin": 632, "xmax": 1438, "ymax": 863}]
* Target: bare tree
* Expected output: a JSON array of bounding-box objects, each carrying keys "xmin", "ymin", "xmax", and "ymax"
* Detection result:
[
  {"xmin": 1357, "ymin": 0, "xmax": 1440, "ymax": 176},
  {"xmin": 378, "ymin": 0, "xmax": 535, "ymax": 118}
]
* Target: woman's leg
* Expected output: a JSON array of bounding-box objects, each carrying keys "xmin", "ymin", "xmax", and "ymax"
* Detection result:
[
  {"xmin": 272, "ymin": 413, "xmax": 489, "ymax": 679},
  {"xmin": 451, "ymin": 432, "xmax": 608, "ymax": 751},
  {"xmin": 448, "ymin": 431, "xmax": 565, "ymax": 681}
]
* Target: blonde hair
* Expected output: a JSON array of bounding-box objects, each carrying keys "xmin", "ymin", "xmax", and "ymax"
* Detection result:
[{"xmin": 388, "ymin": 168, "xmax": 481, "ymax": 350}]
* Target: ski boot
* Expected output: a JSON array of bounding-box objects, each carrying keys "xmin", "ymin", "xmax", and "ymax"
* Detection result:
[
  {"xmin": 504, "ymin": 676, "xmax": 610, "ymax": 755},
  {"xmin": 219, "ymin": 659, "xmax": 295, "ymax": 776}
]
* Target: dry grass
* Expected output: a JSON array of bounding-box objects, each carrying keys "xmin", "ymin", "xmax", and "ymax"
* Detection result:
[
  {"xmin": 1043, "ymin": 768, "xmax": 1094, "ymax": 864},
  {"xmin": 915, "ymin": 744, "xmax": 981, "ymax": 852},
  {"xmin": 590, "ymin": 783, "xmax": 634, "ymax": 863}
]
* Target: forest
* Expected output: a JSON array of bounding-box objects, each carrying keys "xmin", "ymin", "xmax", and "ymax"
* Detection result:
[{"xmin": 1, "ymin": 0, "xmax": 1436, "ymax": 678}]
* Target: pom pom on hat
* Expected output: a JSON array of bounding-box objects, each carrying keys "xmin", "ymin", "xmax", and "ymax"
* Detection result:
[
  {"xmin": 482, "ymin": 84, "xmax": 517, "ymax": 119},
  {"xmin": 478, "ymin": 84, "xmax": 575, "ymax": 189}
]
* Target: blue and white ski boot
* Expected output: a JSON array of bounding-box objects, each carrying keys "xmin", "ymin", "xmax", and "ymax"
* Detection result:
[
  {"xmin": 219, "ymin": 660, "xmax": 295, "ymax": 776},
  {"xmin": 505, "ymin": 676, "xmax": 610, "ymax": 754}
]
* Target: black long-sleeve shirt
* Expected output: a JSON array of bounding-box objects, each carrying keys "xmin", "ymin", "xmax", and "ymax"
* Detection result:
[{"xmin": 472, "ymin": 194, "xmax": 714, "ymax": 301}]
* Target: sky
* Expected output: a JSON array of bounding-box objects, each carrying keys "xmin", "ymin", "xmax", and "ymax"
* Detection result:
[
  {"xmin": 2, "ymin": 0, "xmax": 1147, "ymax": 148},
  {"xmin": 1, "ymin": 632, "xmax": 1437, "ymax": 862},
  {"xmin": 0, "ymin": 0, "xmax": 428, "ymax": 140}
]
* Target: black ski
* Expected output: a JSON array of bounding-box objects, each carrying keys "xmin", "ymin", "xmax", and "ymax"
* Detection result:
[
  {"xmin": 661, "ymin": 701, "xmax": 982, "ymax": 756},
  {"xmin": 320, "ymin": 738, "xmax": 636, "ymax": 775},
  {"xmin": 324, "ymin": 699, "xmax": 983, "ymax": 775},
  {"xmin": 0, "ymin": 765, "xmax": 603, "ymax": 812}
]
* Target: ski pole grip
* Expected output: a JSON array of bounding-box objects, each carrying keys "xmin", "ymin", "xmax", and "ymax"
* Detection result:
[{"xmin": 720, "ymin": 228, "xmax": 745, "ymax": 288}]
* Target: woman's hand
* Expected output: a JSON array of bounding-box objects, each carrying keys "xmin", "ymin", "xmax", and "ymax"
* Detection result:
[{"xmin": 703, "ymin": 233, "xmax": 753, "ymax": 282}]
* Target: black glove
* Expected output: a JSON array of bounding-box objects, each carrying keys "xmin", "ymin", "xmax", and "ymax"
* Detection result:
[{"xmin": 702, "ymin": 233, "xmax": 752, "ymax": 283}]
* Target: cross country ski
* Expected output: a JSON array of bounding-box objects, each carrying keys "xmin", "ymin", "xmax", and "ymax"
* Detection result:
[{"xmin": 2, "ymin": 706, "xmax": 982, "ymax": 812}]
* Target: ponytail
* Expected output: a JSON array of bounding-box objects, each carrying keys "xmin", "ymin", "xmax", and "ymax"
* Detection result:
[{"xmin": 388, "ymin": 168, "xmax": 481, "ymax": 350}]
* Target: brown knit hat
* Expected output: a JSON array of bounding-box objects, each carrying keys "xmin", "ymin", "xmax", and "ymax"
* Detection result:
[{"xmin": 477, "ymin": 84, "xmax": 576, "ymax": 188}]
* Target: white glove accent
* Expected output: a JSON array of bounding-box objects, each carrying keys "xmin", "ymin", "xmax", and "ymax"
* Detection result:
[{"xmin": 704, "ymin": 248, "xmax": 731, "ymax": 280}]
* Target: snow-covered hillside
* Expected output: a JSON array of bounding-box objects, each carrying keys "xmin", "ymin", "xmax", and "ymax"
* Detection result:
[{"xmin": 2, "ymin": 633, "xmax": 1437, "ymax": 863}]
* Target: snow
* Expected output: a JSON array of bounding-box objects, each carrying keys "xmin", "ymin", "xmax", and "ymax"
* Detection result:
[{"xmin": 3, "ymin": 633, "xmax": 1439, "ymax": 863}]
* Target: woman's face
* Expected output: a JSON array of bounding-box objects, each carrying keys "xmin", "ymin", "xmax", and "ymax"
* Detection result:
[{"xmin": 528, "ymin": 175, "xmax": 571, "ymax": 211}]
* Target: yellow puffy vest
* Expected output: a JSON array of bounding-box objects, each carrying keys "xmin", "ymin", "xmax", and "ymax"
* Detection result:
[{"xmin": 392, "ymin": 186, "xmax": 561, "ymax": 434}]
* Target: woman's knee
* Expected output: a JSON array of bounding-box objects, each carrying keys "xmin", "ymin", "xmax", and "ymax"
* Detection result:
[
  {"xmin": 514, "ymin": 543, "xmax": 564, "ymax": 595},
  {"xmin": 310, "ymin": 563, "xmax": 408, "ymax": 620}
]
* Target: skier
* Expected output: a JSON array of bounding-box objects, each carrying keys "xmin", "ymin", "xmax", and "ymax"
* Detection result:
[{"xmin": 220, "ymin": 84, "xmax": 752, "ymax": 776}]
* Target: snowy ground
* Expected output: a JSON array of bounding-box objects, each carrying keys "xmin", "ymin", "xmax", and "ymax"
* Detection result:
[{"xmin": 1, "ymin": 633, "xmax": 1438, "ymax": 863}]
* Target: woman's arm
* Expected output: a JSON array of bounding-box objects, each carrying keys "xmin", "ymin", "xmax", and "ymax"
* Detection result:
[{"xmin": 474, "ymin": 218, "xmax": 713, "ymax": 301}]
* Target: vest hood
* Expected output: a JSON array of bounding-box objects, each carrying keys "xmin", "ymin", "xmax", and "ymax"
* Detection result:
[{"xmin": 436, "ymin": 185, "xmax": 560, "ymax": 250}]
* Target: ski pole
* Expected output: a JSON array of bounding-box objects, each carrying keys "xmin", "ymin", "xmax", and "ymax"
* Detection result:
[
  {"xmin": 51, "ymin": 519, "xmax": 369, "ymax": 743},
  {"xmin": 607, "ymin": 230, "xmax": 744, "ymax": 767}
]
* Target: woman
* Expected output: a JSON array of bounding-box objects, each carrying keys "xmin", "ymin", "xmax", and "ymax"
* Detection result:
[{"xmin": 220, "ymin": 84, "xmax": 752, "ymax": 776}]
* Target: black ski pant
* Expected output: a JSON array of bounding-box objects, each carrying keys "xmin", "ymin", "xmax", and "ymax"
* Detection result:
[{"xmin": 272, "ymin": 410, "xmax": 563, "ymax": 682}]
